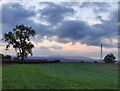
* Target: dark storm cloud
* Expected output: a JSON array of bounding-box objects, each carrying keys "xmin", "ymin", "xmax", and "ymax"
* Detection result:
[
  {"xmin": 2, "ymin": 2, "xmax": 50, "ymax": 37},
  {"xmin": 54, "ymin": 20, "xmax": 101, "ymax": 46},
  {"xmin": 2, "ymin": 3, "xmax": 35, "ymax": 24},
  {"xmin": 54, "ymin": 10, "xmax": 118, "ymax": 47},
  {"xmin": 2, "ymin": 2, "xmax": 35, "ymax": 34},
  {"xmin": 55, "ymin": 20, "xmax": 91, "ymax": 41},
  {"xmin": 1, "ymin": 2, "xmax": 118, "ymax": 48},
  {"xmin": 39, "ymin": 2, "xmax": 74, "ymax": 25},
  {"xmin": 100, "ymin": 10, "xmax": 117, "ymax": 35}
]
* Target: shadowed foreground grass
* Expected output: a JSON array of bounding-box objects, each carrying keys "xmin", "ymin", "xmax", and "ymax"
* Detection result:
[{"xmin": 3, "ymin": 63, "xmax": 118, "ymax": 89}]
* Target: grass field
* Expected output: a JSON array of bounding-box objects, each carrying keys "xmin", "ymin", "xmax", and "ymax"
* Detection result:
[{"xmin": 2, "ymin": 63, "xmax": 118, "ymax": 89}]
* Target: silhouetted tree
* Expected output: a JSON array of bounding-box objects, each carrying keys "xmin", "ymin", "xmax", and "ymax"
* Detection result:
[
  {"xmin": 4, "ymin": 55, "xmax": 11, "ymax": 60},
  {"xmin": 103, "ymin": 53, "xmax": 116, "ymax": 63},
  {"xmin": 0, "ymin": 54, "xmax": 4, "ymax": 59},
  {"xmin": 2, "ymin": 24, "xmax": 36, "ymax": 63}
]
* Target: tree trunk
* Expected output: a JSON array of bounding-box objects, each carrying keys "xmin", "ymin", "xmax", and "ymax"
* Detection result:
[
  {"xmin": 21, "ymin": 47, "xmax": 25, "ymax": 64},
  {"xmin": 21, "ymin": 56, "xmax": 24, "ymax": 64}
]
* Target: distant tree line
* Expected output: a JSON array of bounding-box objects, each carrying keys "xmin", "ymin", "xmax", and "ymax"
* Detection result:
[{"xmin": 0, "ymin": 54, "xmax": 11, "ymax": 60}]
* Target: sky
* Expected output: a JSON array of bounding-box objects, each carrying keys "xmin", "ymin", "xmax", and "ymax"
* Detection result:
[{"xmin": 0, "ymin": 0, "xmax": 119, "ymax": 59}]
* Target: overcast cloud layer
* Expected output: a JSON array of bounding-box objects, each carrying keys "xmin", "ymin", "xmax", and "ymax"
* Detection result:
[
  {"xmin": 1, "ymin": 1, "xmax": 118, "ymax": 58},
  {"xmin": 2, "ymin": 2, "xmax": 118, "ymax": 48}
]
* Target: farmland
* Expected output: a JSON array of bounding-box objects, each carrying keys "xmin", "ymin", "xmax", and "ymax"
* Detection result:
[{"xmin": 2, "ymin": 62, "xmax": 118, "ymax": 89}]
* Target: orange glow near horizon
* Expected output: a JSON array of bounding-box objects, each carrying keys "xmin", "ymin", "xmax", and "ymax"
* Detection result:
[
  {"xmin": 31, "ymin": 39, "xmax": 117, "ymax": 52},
  {"xmin": 1, "ymin": 39, "xmax": 118, "ymax": 59},
  {"xmin": 1, "ymin": 39, "xmax": 117, "ymax": 53}
]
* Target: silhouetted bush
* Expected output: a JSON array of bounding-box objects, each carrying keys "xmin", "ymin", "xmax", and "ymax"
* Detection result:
[
  {"xmin": 56, "ymin": 59, "xmax": 60, "ymax": 62},
  {"xmin": 81, "ymin": 61, "xmax": 84, "ymax": 63},
  {"xmin": 14, "ymin": 57, "xmax": 20, "ymax": 60},
  {"xmin": 94, "ymin": 61, "xmax": 97, "ymax": 63},
  {"xmin": 52, "ymin": 59, "xmax": 60, "ymax": 63},
  {"xmin": 5, "ymin": 55, "xmax": 11, "ymax": 59},
  {"xmin": 103, "ymin": 53, "xmax": 116, "ymax": 63}
]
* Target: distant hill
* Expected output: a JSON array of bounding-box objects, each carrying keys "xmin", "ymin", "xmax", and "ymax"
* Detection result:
[
  {"xmin": 25, "ymin": 55, "xmax": 100, "ymax": 63},
  {"xmin": 0, "ymin": 53, "xmax": 106, "ymax": 63},
  {"xmin": 2, "ymin": 53, "xmax": 119, "ymax": 63}
]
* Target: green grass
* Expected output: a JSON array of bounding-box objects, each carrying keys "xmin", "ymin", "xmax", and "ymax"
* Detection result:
[{"xmin": 2, "ymin": 63, "xmax": 118, "ymax": 89}]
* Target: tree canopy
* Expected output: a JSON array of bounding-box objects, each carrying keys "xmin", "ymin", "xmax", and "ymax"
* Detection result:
[
  {"xmin": 2, "ymin": 24, "xmax": 36, "ymax": 61},
  {"xmin": 103, "ymin": 53, "xmax": 116, "ymax": 63}
]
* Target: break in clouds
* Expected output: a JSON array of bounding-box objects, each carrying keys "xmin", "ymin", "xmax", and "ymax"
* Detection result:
[{"xmin": 1, "ymin": 2, "xmax": 118, "ymax": 49}]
